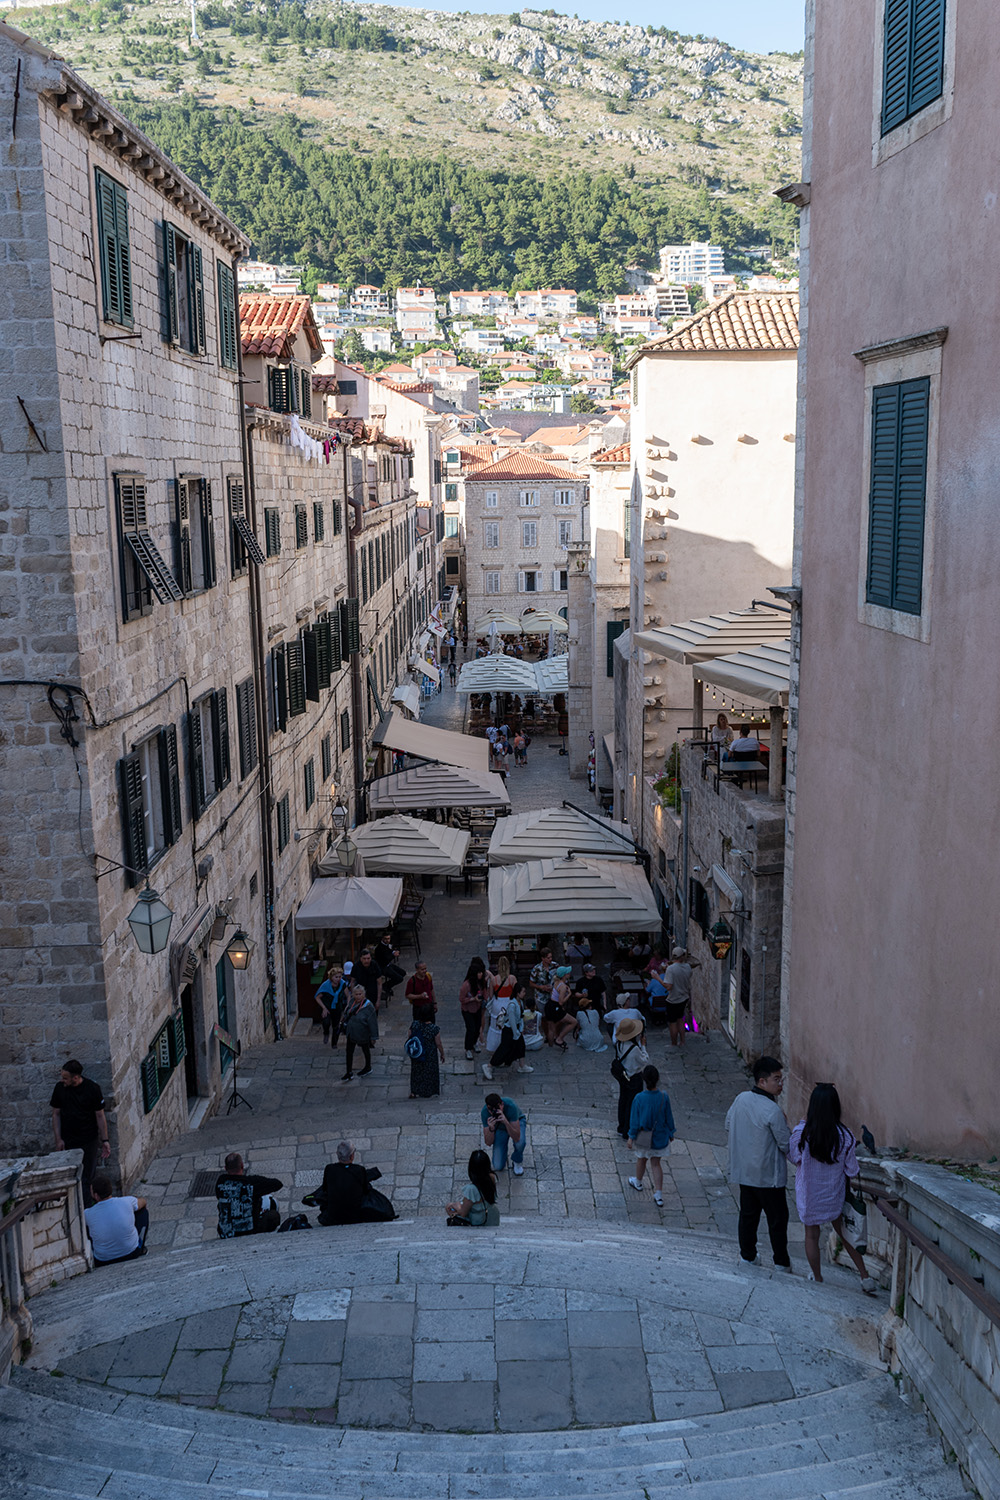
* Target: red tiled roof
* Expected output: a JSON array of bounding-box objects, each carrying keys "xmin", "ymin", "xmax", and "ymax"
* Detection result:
[
  {"xmin": 527, "ymin": 424, "xmax": 590, "ymax": 448},
  {"xmin": 465, "ymin": 452, "xmax": 581, "ymax": 483},
  {"xmin": 326, "ymin": 416, "xmax": 412, "ymax": 453},
  {"xmin": 458, "ymin": 443, "xmax": 508, "ymax": 470},
  {"xmin": 240, "ymin": 293, "xmax": 322, "ymax": 357},
  {"xmin": 381, "ymin": 379, "xmax": 435, "ymax": 394},
  {"xmin": 592, "ymin": 441, "xmax": 631, "ymax": 465},
  {"xmin": 312, "ymin": 374, "xmax": 340, "ymax": 394},
  {"xmin": 637, "ymin": 291, "xmax": 800, "ymax": 356}
]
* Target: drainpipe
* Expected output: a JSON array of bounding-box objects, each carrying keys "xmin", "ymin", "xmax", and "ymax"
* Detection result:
[
  {"xmin": 345, "ymin": 445, "xmax": 367, "ymax": 824},
  {"xmin": 680, "ymin": 785, "xmax": 691, "ymax": 949},
  {"xmin": 234, "ymin": 271, "xmax": 280, "ymax": 1041}
]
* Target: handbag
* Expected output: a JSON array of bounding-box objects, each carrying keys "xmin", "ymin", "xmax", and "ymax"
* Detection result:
[
  {"xmin": 405, "ymin": 1026, "xmax": 424, "ymax": 1060},
  {"xmin": 610, "ymin": 1041, "xmax": 636, "ymax": 1084},
  {"xmin": 633, "ymin": 1128, "xmax": 653, "ymax": 1152}
]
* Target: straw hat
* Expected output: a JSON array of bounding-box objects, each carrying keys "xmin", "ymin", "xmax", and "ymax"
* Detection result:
[{"xmin": 615, "ymin": 1017, "xmax": 644, "ymax": 1041}]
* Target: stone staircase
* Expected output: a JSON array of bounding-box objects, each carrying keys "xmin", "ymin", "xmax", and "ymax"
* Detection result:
[{"xmin": 0, "ymin": 1221, "xmax": 971, "ymax": 1500}]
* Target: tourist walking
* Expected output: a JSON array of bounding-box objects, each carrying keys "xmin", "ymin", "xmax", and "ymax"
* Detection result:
[
  {"xmin": 611, "ymin": 1018, "xmax": 649, "ymax": 1138},
  {"xmin": 627, "ymin": 1066, "xmax": 676, "ymax": 1207},
  {"xmin": 50, "ymin": 1059, "xmax": 110, "ymax": 1205},
  {"xmin": 407, "ymin": 1005, "xmax": 445, "ymax": 1098},
  {"xmin": 315, "ymin": 962, "xmax": 350, "ymax": 1047},
  {"xmin": 789, "ymin": 1083, "xmax": 878, "ymax": 1293},
  {"xmin": 446, "ymin": 1149, "xmax": 500, "ymax": 1226},
  {"xmin": 342, "ymin": 984, "xmax": 379, "ymax": 1081},
  {"xmin": 664, "ymin": 946, "xmax": 699, "ymax": 1047},
  {"xmin": 543, "ymin": 967, "xmax": 576, "ymax": 1050},
  {"xmin": 726, "ymin": 1055, "xmax": 792, "ymax": 1270},
  {"xmin": 482, "ymin": 977, "xmax": 531, "ymax": 1078},
  {"xmin": 405, "ymin": 959, "xmax": 437, "ymax": 1015},
  {"xmin": 459, "ymin": 957, "xmax": 488, "ymax": 1059}
]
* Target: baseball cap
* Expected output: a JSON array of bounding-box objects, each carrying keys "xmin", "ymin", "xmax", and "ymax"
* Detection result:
[{"xmin": 343, "ymin": 961, "xmax": 354, "ymax": 975}]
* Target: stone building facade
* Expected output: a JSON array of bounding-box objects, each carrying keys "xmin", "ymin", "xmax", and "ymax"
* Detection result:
[{"xmin": 0, "ymin": 23, "xmax": 265, "ymax": 1179}]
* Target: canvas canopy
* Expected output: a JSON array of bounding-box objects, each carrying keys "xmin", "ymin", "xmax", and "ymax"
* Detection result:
[
  {"xmin": 456, "ymin": 656, "xmax": 539, "ymax": 694},
  {"xmin": 487, "ymin": 855, "xmax": 661, "ymax": 935},
  {"xmin": 374, "ymin": 710, "xmax": 489, "ymax": 772},
  {"xmin": 390, "ymin": 683, "xmax": 420, "ymax": 718},
  {"xmin": 696, "ymin": 639, "xmax": 791, "ymax": 707},
  {"xmin": 532, "ymin": 657, "xmax": 569, "ymax": 694},
  {"xmin": 473, "ymin": 611, "xmax": 522, "ymax": 634},
  {"xmin": 519, "ymin": 610, "xmax": 568, "ymax": 635},
  {"xmin": 319, "ymin": 815, "xmax": 470, "ymax": 876},
  {"xmin": 295, "ymin": 876, "xmax": 402, "ymax": 930},
  {"xmin": 368, "ymin": 763, "xmax": 510, "ymax": 813},
  {"xmin": 633, "ymin": 608, "xmax": 791, "ymax": 663},
  {"xmin": 488, "ymin": 806, "xmax": 635, "ymax": 865}
]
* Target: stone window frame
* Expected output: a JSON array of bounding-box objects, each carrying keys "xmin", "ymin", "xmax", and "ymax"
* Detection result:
[{"xmin": 854, "ymin": 327, "xmax": 946, "ymax": 643}]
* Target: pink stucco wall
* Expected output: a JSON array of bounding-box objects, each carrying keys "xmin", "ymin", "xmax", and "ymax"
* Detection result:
[{"xmin": 786, "ymin": 2, "xmax": 1000, "ymax": 1155}]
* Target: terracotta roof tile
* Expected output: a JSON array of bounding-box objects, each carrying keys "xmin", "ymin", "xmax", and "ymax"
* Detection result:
[
  {"xmin": 527, "ymin": 424, "xmax": 590, "ymax": 448},
  {"xmin": 240, "ymin": 293, "xmax": 322, "ymax": 357},
  {"xmin": 465, "ymin": 452, "xmax": 581, "ymax": 483},
  {"xmin": 457, "ymin": 443, "xmax": 509, "ymax": 470},
  {"xmin": 636, "ymin": 291, "xmax": 799, "ymax": 356},
  {"xmin": 591, "ymin": 441, "xmax": 631, "ymax": 465}
]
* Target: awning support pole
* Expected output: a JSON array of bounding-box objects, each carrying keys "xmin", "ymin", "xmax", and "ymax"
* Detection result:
[
  {"xmin": 768, "ymin": 705, "xmax": 784, "ymax": 801},
  {"xmin": 692, "ymin": 677, "xmax": 704, "ymax": 733}
]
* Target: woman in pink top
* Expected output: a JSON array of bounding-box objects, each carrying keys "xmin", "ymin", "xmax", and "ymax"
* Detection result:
[{"xmin": 789, "ymin": 1084, "xmax": 877, "ymax": 1293}]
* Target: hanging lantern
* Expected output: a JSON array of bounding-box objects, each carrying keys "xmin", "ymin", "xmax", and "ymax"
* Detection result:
[
  {"xmin": 225, "ymin": 929, "xmax": 255, "ymax": 970},
  {"xmin": 126, "ymin": 887, "xmax": 174, "ymax": 954}
]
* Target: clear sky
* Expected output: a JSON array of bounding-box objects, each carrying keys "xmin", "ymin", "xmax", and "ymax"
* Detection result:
[{"xmin": 393, "ymin": 1, "xmax": 805, "ymax": 56}]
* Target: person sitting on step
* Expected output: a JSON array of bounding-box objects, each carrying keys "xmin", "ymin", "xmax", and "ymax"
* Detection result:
[
  {"xmin": 215, "ymin": 1153, "xmax": 282, "ymax": 1238},
  {"xmin": 84, "ymin": 1174, "xmax": 149, "ymax": 1266}
]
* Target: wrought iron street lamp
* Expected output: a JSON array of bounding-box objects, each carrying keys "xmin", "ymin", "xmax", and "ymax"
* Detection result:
[
  {"xmin": 126, "ymin": 886, "xmax": 174, "ymax": 955},
  {"xmin": 225, "ymin": 929, "xmax": 255, "ymax": 970}
]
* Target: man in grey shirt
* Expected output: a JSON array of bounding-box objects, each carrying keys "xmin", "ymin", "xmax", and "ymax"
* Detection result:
[
  {"xmin": 664, "ymin": 946, "xmax": 699, "ymax": 1048},
  {"xmin": 725, "ymin": 1055, "xmax": 792, "ymax": 1270}
]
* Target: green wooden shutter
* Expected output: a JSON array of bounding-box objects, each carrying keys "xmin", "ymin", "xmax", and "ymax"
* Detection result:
[
  {"xmin": 304, "ymin": 757, "xmax": 316, "ymax": 810},
  {"xmin": 170, "ymin": 1012, "xmax": 187, "ymax": 1066},
  {"xmin": 140, "ymin": 1051, "xmax": 161, "ymax": 1113},
  {"xmin": 201, "ymin": 480, "xmax": 217, "ymax": 588},
  {"xmin": 172, "ymin": 479, "xmax": 193, "ymax": 595},
  {"xmin": 189, "ymin": 243, "xmax": 206, "ymax": 354},
  {"xmin": 286, "ymin": 638, "xmax": 307, "ymax": 716},
  {"xmin": 276, "ymin": 793, "xmax": 290, "ymax": 852},
  {"xmin": 235, "ymin": 677, "xmax": 258, "ymax": 779},
  {"xmin": 313, "ymin": 501, "xmax": 325, "ymax": 542},
  {"xmin": 96, "ymin": 170, "xmax": 133, "ymax": 327},
  {"xmin": 272, "ymin": 644, "xmax": 288, "ymax": 732},
  {"xmin": 268, "ymin": 366, "xmax": 291, "ymax": 413},
  {"xmin": 189, "ymin": 704, "xmax": 206, "ymax": 817},
  {"xmin": 329, "ymin": 607, "xmax": 343, "ymax": 670},
  {"xmin": 295, "ymin": 505, "xmax": 309, "ymax": 549},
  {"xmin": 217, "ymin": 261, "xmax": 238, "ymax": 370},
  {"xmin": 119, "ymin": 751, "xmax": 147, "ymax": 885},
  {"xmin": 213, "ymin": 687, "xmax": 231, "ymax": 789},
  {"xmin": 340, "ymin": 708, "xmax": 352, "ymax": 751},
  {"xmin": 321, "ymin": 734, "xmax": 332, "ymax": 782},
  {"xmin": 304, "ymin": 625, "xmax": 321, "ymax": 702},
  {"xmin": 882, "ymin": 0, "xmax": 911, "ymax": 133},
  {"xmin": 606, "ymin": 619, "xmax": 627, "ymax": 677},
  {"xmin": 163, "ymin": 222, "xmax": 180, "ymax": 343},
  {"xmin": 341, "ymin": 597, "xmax": 360, "ymax": 654},
  {"xmin": 316, "ymin": 615, "xmax": 332, "ymax": 687},
  {"xmin": 866, "ymin": 378, "xmax": 928, "ymax": 615},
  {"xmin": 228, "ymin": 476, "xmax": 247, "ymax": 575},
  {"xmin": 115, "ymin": 476, "xmax": 153, "ymax": 620},
  {"xmin": 264, "ymin": 508, "xmax": 281, "ymax": 557},
  {"xmin": 910, "ymin": 0, "xmax": 946, "ymax": 114},
  {"xmin": 882, "ymin": 0, "xmax": 946, "ymax": 135},
  {"xmin": 332, "ymin": 500, "xmax": 343, "ymax": 535},
  {"xmin": 158, "ymin": 724, "xmax": 183, "ymax": 846},
  {"xmin": 300, "ymin": 369, "xmax": 312, "ymax": 419}
]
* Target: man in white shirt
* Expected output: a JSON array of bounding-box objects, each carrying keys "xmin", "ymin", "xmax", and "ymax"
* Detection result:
[
  {"xmin": 726, "ymin": 727, "xmax": 760, "ymax": 758},
  {"xmin": 84, "ymin": 1175, "xmax": 149, "ymax": 1266}
]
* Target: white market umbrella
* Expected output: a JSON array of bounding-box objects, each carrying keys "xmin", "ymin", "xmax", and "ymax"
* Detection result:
[
  {"xmin": 487, "ymin": 855, "xmax": 661, "ymax": 935},
  {"xmin": 368, "ymin": 763, "xmax": 511, "ymax": 813},
  {"xmin": 519, "ymin": 610, "xmax": 568, "ymax": 635},
  {"xmin": 294, "ymin": 876, "xmax": 403, "ymax": 930},
  {"xmin": 473, "ymin": 611, "xmax": 523, "ymax": 635},
  {"xmin": 532, "ymin": 657, "xmax": 569, "ymax": 694},
  {"xmin": 457, "ymin": 655, "xmax": 539, "ymax": 695},
  {"xmin": 488, "ymin": 806, "xmax": 635, "ymax": 865},
  {"xmin": 321, "ymin": 814, "xmax": 470, "ymax": 876}
]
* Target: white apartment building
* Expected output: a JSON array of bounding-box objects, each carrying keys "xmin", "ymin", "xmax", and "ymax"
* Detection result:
[
  {"xmin": 316, "ymin": 283, "xmax": 344, "ymax": 302},
  {"xmin": 350, "ymin": 284, "xmax": 390, "ymax": 313},
  {"xmin": 649, "ymin": 283, "xmax": 692, "ymax": 318},
  {"xmin": 237, "ymin": 259, "xmax": 303, "ymax": 288},
  {"xmin": 460, "ymin": 327, "xmax": 505, "ymax": 356},
  {"xmin": 448, "ymin": 290, "xmax": 510, "ymax": 318},
  {"xmin": 658, "ymin": 241, "xmax": 725, "ymax": 284},
  {"xmin": 462, "ymin": 452, "xmax": 588, "ymax": 622},
  {"xmin": 560, "ymin": 317, "xmax": 599, "ymax": 339},
  {"xmin": 514, "ymin": 288, "xmax": 579, "ymax": 319},
  {"xmin": 360, "ymin": 326, "xmax": 393, "ymax": 354}
]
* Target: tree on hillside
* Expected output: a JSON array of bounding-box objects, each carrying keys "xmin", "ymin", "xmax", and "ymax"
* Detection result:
[{"xmin": 571, "ymin": 391, "xmax": 598, "ymax": 413}]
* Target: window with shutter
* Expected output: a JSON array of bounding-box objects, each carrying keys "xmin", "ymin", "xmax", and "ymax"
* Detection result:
[
  {"xmin": 95, "ymin": 170, "xmax": 133, "ymax": 328},
  {"xmin": 271, "ymin": 644, "xmax": 288, "ymax": 733},
  {"xmin": 217, "ymin": 261, "xmax": 238, "ymax": 371},
  {"xmin": 189, "ymin": 243, "xmax": 206, "ymax": 355},
  {"xmin": 332, "ymin": 500, "xmax": 343, "ymax": 535},
  {"xmin": 606, "ymin": 619, "xmax": 627, "ymax": 676},
  {"xmin": 313, "ymin": 501, "xmax": 325, "ymax": 542},
  {"xmin": 264, "ymin": 508, "xmax": 281, "ymax": 557},
  {"xmin": 235, "ymin": 677, "xmax": 258, "ymax": 780},
  {"xmin": 341, "ymin": 597, "xmax": 360, "ymax": 654},
  {"xmin": 321, "ymin": 734, "xmax": 332, "ymax": 783},
  {"xmin": 162, "ymin": 223, "xmax": 206, "ymax": 353},
  {"xmin": 315, "ymin": 614, "xmax": 333, "ymax": 687},
  {"xmin": 163, "ymin": 222, "xmax": 180, "ymax": 344},
  {"xmin": 522, "ymin": 521, "xmax": 537, "ymax": 549},
  {"xmin": 329, "ymin": 608, "xmax": 343, "ymax": 670},
  {"xmin": 140, "ymin": 1052, "xmax": 161, "ymax": 1114},
  {"xmin": 172, "ymin": 478, "xmax": 193, "ymax": 594},
  {"xmin": 227, "ymin": 476, "xmax": 264, "ymax": 573},
  {"xmin": 340, "ymin": 708, "xmax": 352, "ymax": 751},
  {"xmin": 304, "ymin": 626, "xmax": 321, "ymax": 702},
  {"xmin": 172, "ymin": 478, "xmax": 216, "ymax": 592},
  {"xmin": 286, "ymin": 638, "xmax": 307, "ymax": 716},
  {"xmin": 882, "ymin": 0, "xmax": 946, "ymax": 136},
  {"xmin": 189, "ymin": 697, "xmax": 211, "ymax": 816},
  {"xmin": 300, "ymin": 369, "xmax": 312, "ymax": 419},
  {"xmin": 295, "ymin": 505, "xmax": 309, "ymax": 549},
  {"xmin": 212, "ymin": 687, "xmax": 231, "ymax": 791},
  {"xmin": 866, "ymin": 378, "xmax": 929, "ymax": 615},
  {"xmin": 484, "ymin": 522, "xmax": 500, "ymax": 549},
  {"xmin": 267, "ymin": 365, "xmax": 292, "ymax": 413},
  {"xmin": 276, "ymin": 794, "xmax": 291, "ymax": 853},
  {"xmin": 119, "ymin": 751, "xmax": 147, "ymax": 885},
  {"xmin": 304, "ymin": 757, "xmax": 316, "ymax": 811}
]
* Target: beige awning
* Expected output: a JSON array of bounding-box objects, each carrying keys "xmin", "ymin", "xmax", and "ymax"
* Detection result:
[
  {"xmin": 487, "ymin": 855, "xmax": 661, "ymax": 935},
  {"xmin": 457, "ymin": 655, "xmax": 538, "ymax": 694},
  {"xmin": 473, "ymin": 611, "xmax": 523, "ymax": 635},
  {"xmin": 320, "ymin": 815, "xmax": 470, "ymax": 876},
  {"xmin": 294, "ymin": 876, "xmax": 403, "ymax": 929},
  {"xmin": 368, "ymin": 763, "xmax": 510, "ymax": 813},
  {"xmin": 634, "ymin": 607, "xmax": 792, "ymax": 664},
  {"xmin": 409, "ymin": 656, "xmax": 440, "ymax": 684},
  {"xmin": 532, "ymin": 657, "xmax": 569, "ymax": 694},
  {"xmin": 374, "ymin": 710, "xmax": 489, "ymax": 772},
  {"xmin": 391, "ymin": 683, "xmax": 421, "ymax": 718},
  {"xmin": 488, "ymin": 806, "xmax": 635, "ymax": 865},
  {"xmin": 519, "ymin": 610, "xmax": 568, "ymax": 635},
  {"xmin": 602, "ymin": 732, "xmax": 615, "ymax": 765},
  {"xmin": 696, "ymin": 639, "xmax": 791, "ymax": 706}
]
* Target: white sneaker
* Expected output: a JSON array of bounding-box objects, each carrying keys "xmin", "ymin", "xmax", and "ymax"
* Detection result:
[
  {"xmin": 628, "ymin": 1176, "xmax": 643, "ymax": 1191},
  {"xmin": 861, "ymin": 1276, "xmax": 879, "ymax": 1295},
  {"xmin": 481, "ymin": 1064, "xmax": 493, "ymax": 1080},
  {"xmin": 739, "ymin": 1256, "xmax": 759, "ymax": 1268},
  {"xmin": 465, "ymin": 1050, "xmax": 474, "ymax": 1060},
  {"xmin": 512, "ymin": 1163, "xmax": 524, "ymax": 1176},
  {"xmin": 775, "ymin": 1263, "xmax": 793, "ymax": 1274},
  {"xmin": 517, "ymin": 1064, "xmax": 534, "ymax": 1073},
  {"xmin": 653, "ymin": 1191, "xmax": 663, "ymax": 1206}
]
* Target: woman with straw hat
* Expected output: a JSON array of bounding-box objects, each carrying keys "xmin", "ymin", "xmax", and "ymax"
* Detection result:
[{"xmin": 611, "ymin": 1016, "xmax": 649, "ymax": 1139}]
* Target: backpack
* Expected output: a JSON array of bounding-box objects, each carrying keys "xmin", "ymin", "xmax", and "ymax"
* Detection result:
[
  {"xmin": 405, "ymin": 1027, "xmax": 424, "ymax": 1060},
  {"xmin": 278, "ymin": 1213, "xmax": 312, "ymax": 1232}
]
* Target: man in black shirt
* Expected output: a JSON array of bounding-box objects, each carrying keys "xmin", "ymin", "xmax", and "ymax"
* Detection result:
[
  {"xmin": 310, "ymin": 1140, "xmax": 395, "ymax": 1225},
  {"xmin": 215, "ymin": 1152, "xmax": 282, "ymax": 1237},
  {"xmin": 353, "ymin": 949, "xmax": 383, "ymax": 1009},
  {"xmin": 50, "ymin": 1059, "xmax": 110, "ymax": 1204},
  {"xmin": 573, "ymin": 963, "xmax": 609, "ymax": 1016}
]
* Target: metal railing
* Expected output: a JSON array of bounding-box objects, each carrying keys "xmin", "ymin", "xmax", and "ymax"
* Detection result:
[{"xmin": 866, "ymin": 1190, "xmax": 1000, "ymax": 1332}]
